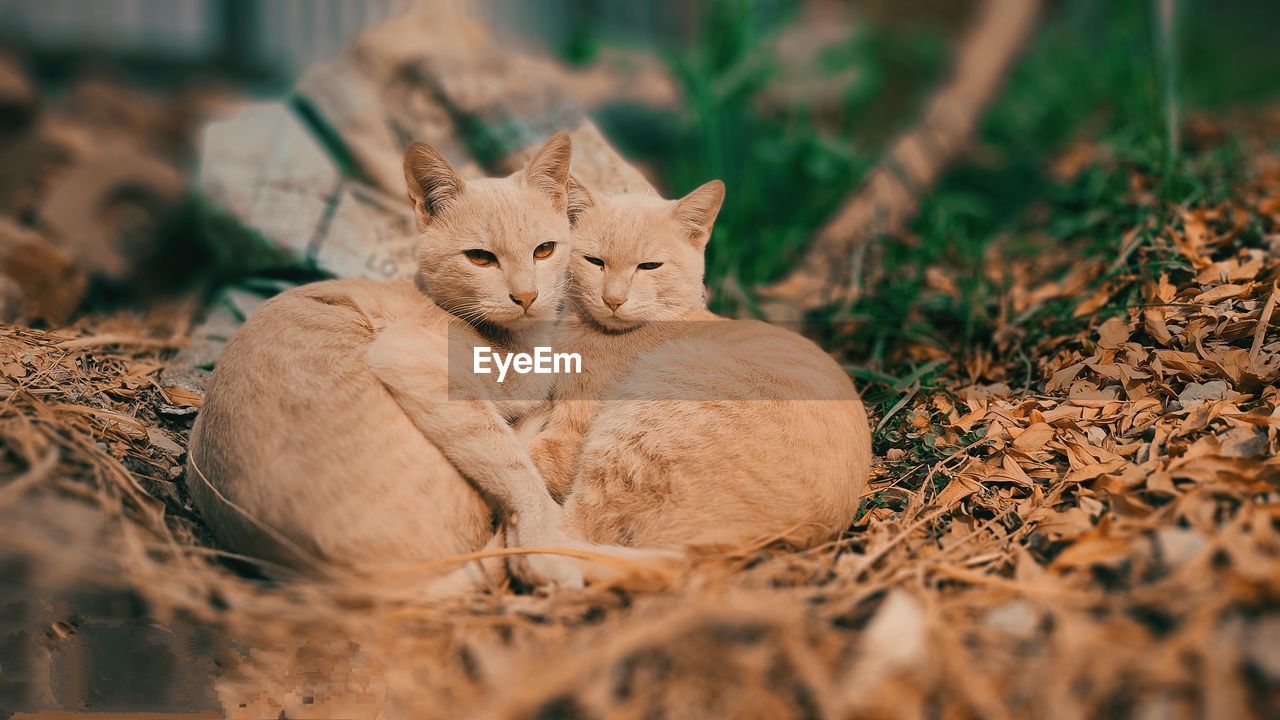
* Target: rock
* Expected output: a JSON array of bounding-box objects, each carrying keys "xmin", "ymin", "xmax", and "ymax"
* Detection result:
[
  {"xmin": 564, "ymin": 121, "xmax": 658, "ymax": 197},
  {"xmin": 353, "ymin": 3, "xmax": 583, "ymax": 168},
  {"xmin": 199, "ymin": 104, "xmax": 650, "ymax": 286},
  {"xmin": 159, "ymin": 280, "xmax": 295, "ymax": 397},
  {"xmin": 188, "ymin": 1, "xmax": 658, "ymax": 381},
  {"xmin": 198, "ymin": 101, "xmax": 349, "ymax": 273},
  {"xmin": 198, "ymin": 101, "xmax": 420, "ymax": 282},
  {"xmin": 295, "ymin": 59, "xmax": 420, "ymax": 195},
  {"xmin": 146, "ymin": 427, "xmax": 186, "ymax": 459},
  {"xmin": 200, "ymin": 6, "xmax": 656, "ymax": 284},
  {"xmin": 311, "ymin": 182, "xmax": 419, "ymax": 281}
]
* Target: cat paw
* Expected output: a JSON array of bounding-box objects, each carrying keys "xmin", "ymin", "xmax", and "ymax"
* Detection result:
[
  {"xmin": 504, "ymin": 518, "xmax": 585, "ymax": 591},
  {"xmin": 573, "ymin": 544, "xmax": 685, "ymax": 586},
  {"xmin": 516, "ymin": 552, "xmax": 585, "ymax": 591}
]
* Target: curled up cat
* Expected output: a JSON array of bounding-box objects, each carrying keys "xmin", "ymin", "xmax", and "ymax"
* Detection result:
[
  {"xmin": 520, "ymin": 180, "xmax": 874, "ymax": 552},
  {"xmin": 186, "ymin": 133, "xmax": 592, "ymax": 593}
]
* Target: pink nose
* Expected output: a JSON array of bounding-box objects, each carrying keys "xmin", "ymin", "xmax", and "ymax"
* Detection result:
[
  {"xmin": 604, "ymin": 297, "xmax": 625, "ymax": 312},
  {"xmin": 510, "ymin": 290, "xmax": 538, "ymax": 309}
]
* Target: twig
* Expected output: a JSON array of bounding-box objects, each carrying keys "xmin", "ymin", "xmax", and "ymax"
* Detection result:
[
  {"xmin": 56, "ymin": 334, "xmax": 183, "ymax": 351},
  {"xmin": 875, "ymin": 381, "xmax": 919, "ymax": 432},
  {"xmin": 0, "ymin": 446, "xmax": 57, "ymax": 507},
  {"xmin": 758, "ymin": 0, "xmax": 1044, "ymax": 319},
  {"xmin": 1248, "ymin": 281, "xmax": 1278, "ymax": 362}
]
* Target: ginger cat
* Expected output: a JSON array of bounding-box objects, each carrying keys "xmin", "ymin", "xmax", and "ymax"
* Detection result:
[
  {"xmin": 522, "ymin": 181, "xmax": 873, "ymax": 550},
  {"xmin": 186, "ymin": 134, "xmax": 588, "ymax": 590}
]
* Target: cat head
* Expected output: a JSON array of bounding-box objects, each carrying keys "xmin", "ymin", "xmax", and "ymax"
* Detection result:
[
  {"xmin": 566, "ymin": 179, "xmax": 724, "ymax": 331},
  {"xmin": 404, "ymin": 133, "xmax": 573, "ymax": 326}
]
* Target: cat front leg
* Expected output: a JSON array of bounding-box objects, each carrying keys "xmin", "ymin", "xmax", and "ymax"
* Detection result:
[
  {"xmin": 367, "ymin": 318, "xmax": 583, "ymax": 590},
  {"xmin": 524, "ymin": 399, "xmax": 596, "ymax": 501}
]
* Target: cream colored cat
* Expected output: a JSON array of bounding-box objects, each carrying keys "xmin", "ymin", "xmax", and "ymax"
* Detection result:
[
  {"xmin": 187, "ymin": 134, "xmax": 589, "ymax": 591},
  {"xmin": 522, "ymin": 181, "xmax": 873, "ymax": 550}
]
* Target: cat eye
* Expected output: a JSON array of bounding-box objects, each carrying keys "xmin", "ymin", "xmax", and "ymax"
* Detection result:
[
  {"xmin": 637, "ymin": 262, "xmax": 664, "ymax": 270},
  {"xmin": 533, "ymin": 241, "xmax": 556, "ymax": 260},
  {"xmin": 464, "ymin": 249, "xmax": 498, "ymax": 267},
  {"xmin": 584, "ymin": 256, "xmax": 605, "ymax": 267}
]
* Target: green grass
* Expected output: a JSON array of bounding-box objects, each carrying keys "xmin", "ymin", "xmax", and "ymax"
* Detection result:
[
  {"xmin": 662, "ymin": 2, "xmax": 1268, "ymax": 349},
  {"xmin": 573, "ymin": 0, "xmax": 1280, "ymax": 414},
  {"xmin": 657, "ymin": 0, "xmax": 947, "ymax": 296}
]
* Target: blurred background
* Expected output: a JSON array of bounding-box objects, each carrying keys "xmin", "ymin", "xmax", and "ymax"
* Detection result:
[
  {"xmin": 4, "ymin": 4, "xmax": 1280, "ymax": 716},
  {"xmin": 2, "ymin": 0, "xmax": 1280, "ymax": 358}
]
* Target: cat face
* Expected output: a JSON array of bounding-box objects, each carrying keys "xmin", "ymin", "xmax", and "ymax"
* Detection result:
[
  {"xmin": 567, "ymin": 180, "xmax": 724, "ymax": 331},
  {"xmin": 405, "ymin": 134, "xmax": 573, "ymax": 326}
]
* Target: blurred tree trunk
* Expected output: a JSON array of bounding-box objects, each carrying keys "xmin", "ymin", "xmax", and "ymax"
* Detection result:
[{"xmin": 758, "ymin": 0, "xmax": 1043, "ymax": 320}]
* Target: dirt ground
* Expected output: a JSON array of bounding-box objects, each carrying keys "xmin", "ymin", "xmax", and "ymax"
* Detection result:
[{"xmin": 1, "ymin": 103, "xmax": 1277, "ymax": 718}]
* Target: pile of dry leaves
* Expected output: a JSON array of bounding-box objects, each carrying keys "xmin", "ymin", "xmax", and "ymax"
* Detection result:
[
  {"xmin": 1, "ymin": 123, "xmax": 1278, "ymax": 718},
  {"xmin": 4, "ymin": 57, "xmax": 237, "ymax": 320}
]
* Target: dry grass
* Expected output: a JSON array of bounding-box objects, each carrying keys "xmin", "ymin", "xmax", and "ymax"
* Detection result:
[{"xmin": 2, "ymin": 129, "xmax": 1279, "ymax": 719}]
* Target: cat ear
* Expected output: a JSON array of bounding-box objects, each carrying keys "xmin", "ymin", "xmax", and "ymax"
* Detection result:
[
  {"xmin": 404, "ymin": 141, "xmax": 464, "ymax": 227},
  {"xmin": 567, "ymin": 175, "xmax": 595, "ymax": 227},
  {"xmin": 672, "ymin": 180, "xmax": 725, "ymax": 249},
  {"xmin": 523, "ymin": 132, "xmax": 572, "ymax": 212}
]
